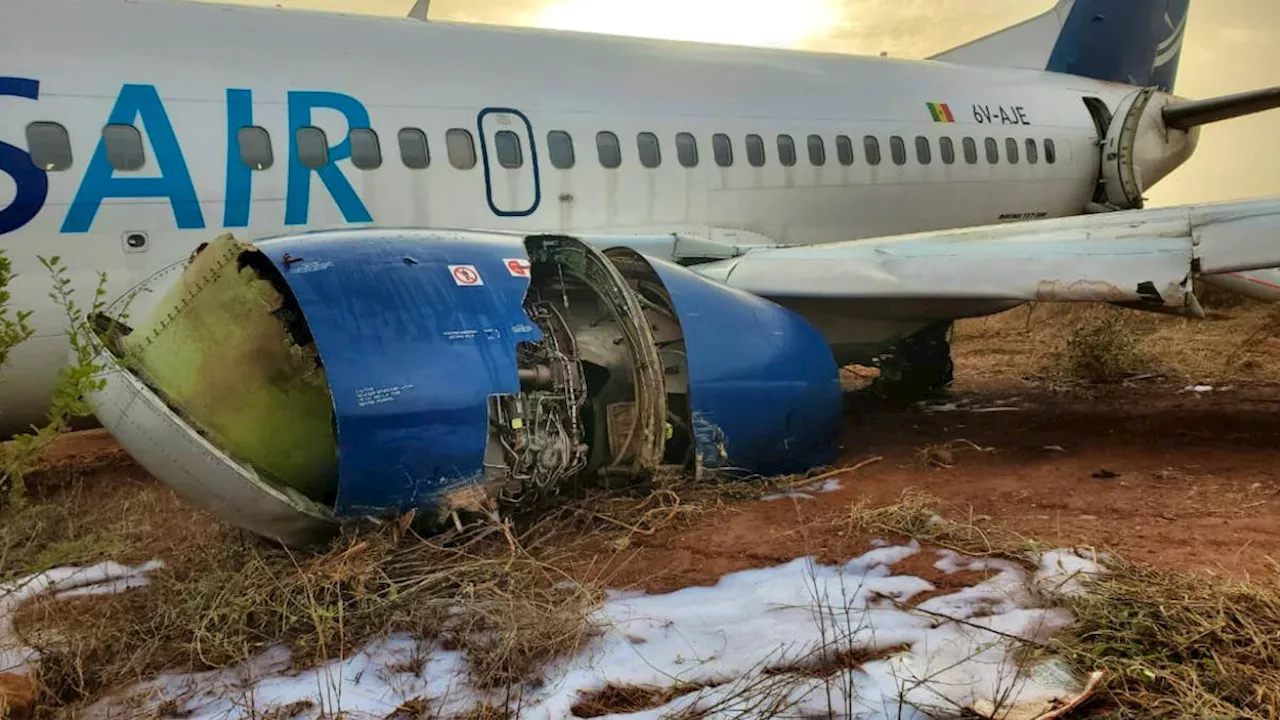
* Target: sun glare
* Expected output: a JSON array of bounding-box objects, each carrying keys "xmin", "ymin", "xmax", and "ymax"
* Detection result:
[{"xmin": 529, "ymin": 0, "xmax": 845, "ymax": 49}]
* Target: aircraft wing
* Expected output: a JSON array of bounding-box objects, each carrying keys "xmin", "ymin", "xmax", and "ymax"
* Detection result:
[{"xmin": 689, "ymin": 197, "xmax": 1280, "ymax": 319}]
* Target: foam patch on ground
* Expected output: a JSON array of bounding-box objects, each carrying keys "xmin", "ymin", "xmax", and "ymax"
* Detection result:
[
  {"xmin": 761, "ymin": 477, "xmax": 843, "ymax": 501},
  {"xmin": 64, "ymin": 546, "xmax": 1105, "ymax": 719}
]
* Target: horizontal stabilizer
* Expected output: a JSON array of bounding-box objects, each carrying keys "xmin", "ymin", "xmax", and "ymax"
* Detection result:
[
  {"xmin": 928, "ymin": 0, "xmax": 1073, "ymax": 71},
  {"xmin": 693, "ymin": 196, "xmax": 1280, "ymax": 316},
  {"xmin": 1163, "ymin": 86, "xmax": 1280, "ymax": 130},
  {"xmin": 1200, "ymin": 269, "xmax": 1280, "ymax": 303},
  {"xmin": 407, "ymin": 0, "xmax": 429, "ymax": 21}
]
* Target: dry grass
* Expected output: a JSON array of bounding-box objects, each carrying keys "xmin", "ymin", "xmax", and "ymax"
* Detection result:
[
  {"xmin": 4, "ymin": 466, "xmax": 793, "ymax": 717},
  {"xmin": 570, "ymin": 682, "xmax": 708, "ymax": 717},
  {"xmin": 845, "ymin": 489, "xmax": 1280, "ymax": 719},
  {"xmin": 953, "ymin": 300, "xmax": 1280, "ymax": 387},
  {"xmin": 17, "ymin": 520, "xmax": 602, "ymax": 710},
  {"xmin": 0, "ymin": 466, "xmax": 183, "ymax": 586}
]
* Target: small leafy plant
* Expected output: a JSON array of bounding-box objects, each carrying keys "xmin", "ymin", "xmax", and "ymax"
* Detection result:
[{"xmin": 0, "ymin": 250, "xmax": 111, "ymax": 506}]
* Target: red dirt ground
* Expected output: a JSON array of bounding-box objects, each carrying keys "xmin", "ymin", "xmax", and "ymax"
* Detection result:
[
  {"xmin": 29, "ymin": 376, "xmax": 1280, "ymax": 595},
  {"xmin": 564, "ymin": 378, "xmax": 1280, "ymax": 593}
]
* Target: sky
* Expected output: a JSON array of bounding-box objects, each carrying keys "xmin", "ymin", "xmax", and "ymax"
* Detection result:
[{"xmin": 192, "ymin": 0, "xmax": 1280, "ymax": 207}]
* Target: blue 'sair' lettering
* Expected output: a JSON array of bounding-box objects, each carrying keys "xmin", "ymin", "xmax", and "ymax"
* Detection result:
[
  {"xmin": 285, "ymin": 91, "xmax": 372, "ymax": 225},
  {"xmin": 223, "ymin": 88, "xmax": 254, "ymax": 228},
  {"xmin": 0, "ymin": 77, "xmax": 48, "ymax": 236},
  {"xmin": 62, "ymin": 83, "xmax": 205, "ymax": 233}
]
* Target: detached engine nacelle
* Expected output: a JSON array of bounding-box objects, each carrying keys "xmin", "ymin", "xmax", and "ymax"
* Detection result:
[
  {"xmin": 1097, "ymin": 87, "xmax": 1201, "ymax": 211},
  {"xmin": 86, "ymin": 230, "xmax": 842, "ymax": 546}
]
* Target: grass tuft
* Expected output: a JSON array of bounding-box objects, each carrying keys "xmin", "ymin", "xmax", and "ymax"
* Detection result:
[
  {"xmin": 845, "ymin": 489, "xmax": 1280, "ymax": 719},
  {"xmin": 1057, "ymin": 309, "xmax": 1158, "ymax": 385},
  {"xmin": 1061, "ymin": 563, "xmax": 1280, "ymax": 719}
]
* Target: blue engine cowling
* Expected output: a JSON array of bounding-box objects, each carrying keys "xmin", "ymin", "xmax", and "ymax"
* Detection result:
[
  {"xmin": 97, "ymin": 228, "xmax": 842, "ymax": 540},
  {"xmin": 602, "ymin": 247, "xmax": 842, "ymax": 477}
]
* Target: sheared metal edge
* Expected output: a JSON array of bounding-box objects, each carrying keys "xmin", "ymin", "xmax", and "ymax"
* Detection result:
[
  {"xmin": 84, "ymin": 342, "xmax": 338, "ymax": 548},
  {"xmin": 123, "ymin": 234, "xmax": 246, "ymax": 360}
]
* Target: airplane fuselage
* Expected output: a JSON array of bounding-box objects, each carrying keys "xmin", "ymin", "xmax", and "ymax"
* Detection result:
[{"xmin": 0, "ymin": 0, "xmax": 1173, "ymax": 432}]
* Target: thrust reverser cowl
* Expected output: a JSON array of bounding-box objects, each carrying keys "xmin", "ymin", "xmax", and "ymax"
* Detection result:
[{"xmin": 85, "ymin": 230, "xmax": 841, "ymax": 547}]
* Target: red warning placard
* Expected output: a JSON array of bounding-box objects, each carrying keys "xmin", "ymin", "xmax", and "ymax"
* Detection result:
[
  {"xmin": 503, "ymin": 258, "xmax": 531, "ymax": 277},
  {"xmin": 448, "ymin": 264, "xmax": 483, "ymax": 286}
]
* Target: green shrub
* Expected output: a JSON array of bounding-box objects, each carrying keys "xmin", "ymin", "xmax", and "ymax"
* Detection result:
[{"xmin": 0, "ymin": 251, "xmax": 109, "ymax": 506}]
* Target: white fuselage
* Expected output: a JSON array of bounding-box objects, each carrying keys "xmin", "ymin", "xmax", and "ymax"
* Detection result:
[{"xmin": 0, "ymin": 0, "xmax": 1164, "ymax": 432}]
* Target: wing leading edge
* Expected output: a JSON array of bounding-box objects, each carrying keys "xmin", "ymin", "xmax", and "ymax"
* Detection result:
[{"xmin": 692, "ymin": 196, "xmax": 1280, "ymax": 320}]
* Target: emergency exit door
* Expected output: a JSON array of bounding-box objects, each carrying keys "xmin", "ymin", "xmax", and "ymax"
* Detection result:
[{"xmin": 477, "ymin": 108, "xmax": 541, "ymax": 217}]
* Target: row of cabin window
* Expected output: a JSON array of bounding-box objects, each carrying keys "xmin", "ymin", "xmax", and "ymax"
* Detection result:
[
  {"xmin": 22, "ymin": 121, "xmax": 489, "ymax": 173},
  {"xmin": 23, "ymin": 121, "xmax": 1059, "ymax": 174}
]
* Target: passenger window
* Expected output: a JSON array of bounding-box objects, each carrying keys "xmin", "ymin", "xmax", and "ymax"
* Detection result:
[
  {"xmin": 985, "ymin": 137, "xmax": 999, "ymax": 164},
  {"xmin": 863, "ymin": 136, "xmax": 881, "ymax": 166},
  {"xmin": 294, "ymin": 127, "xmax": 331, "ymax": 169},
  {"xmin": 494, "ymin": 130, "xmax": 523, "ymax": 169},
  {"xmin": 804, "ymin": 134, "xmax": 824, "ymax": 166},
  {"xmin": 745, "ymin": 134, "xmax": 765, "ymax": 167},
  {"xmin": 1006, "ymin": 138, "xmax": 1020, "ymax": 164},
  {"xmin": 777, "ymin": 134, "xmax": 796, "ymax": 166},
  {"xmin": 890, "ymin": 136, "xmax": 906, "ymax": 165},
  {"xmin": 398, "ymin": 128, "xmax": 430, "ymax": 169},
  {"xmin": 835, "ymin": 135, "xmax": 853, "ymax": 166},
  {"xmin": 1025, "ymin": 138, "xmax": 1039, "ymax": 164},
  {"xmin": 915, "ymin": 136, "xmax": 931, "ymax": 165},
  {"xmin": 26, "ymin": 122, "xmax": 73, "ymax": 171},
  {"xmin": 235, "ymin": 126, "xmax": 273, "ymax": 171},
  {"xmin": 963, "ymin": 137, "xmax": 978, "ymax": 164},
  {"xmin": 676, "ymin": 132, "xmax": 698, "ymax": 167},
  {"xmin": 547, "ymin": 130, "xmax": 575, "ymax": 169},
  {"xmin": 939, "ymin": 137, "xmax": 955, "ymax": 165},
  {"xmin": 597, "ymin": 131, "xmax": 622, "ymax": 168},
  {"xmin": 103, "ymin": 124, "xmax": 145, "ymax": 171},
  {"xmin": 712, "ymin": 133, "xmax": 733, "ymax": 167},
  {"xmin": 637, "ymin": 132, "xmax": 661, "ymax": 168},
  {"xmin": 350, "ymin": 128, "xmax": 382, "ymax": 170},
  {"xmin": 1044, "ymin": 138, "xmax": 1057, "ymax": 164},
  {"xmin": 446, "ymin": 128, "xmax": 477, "ymax": 169}
]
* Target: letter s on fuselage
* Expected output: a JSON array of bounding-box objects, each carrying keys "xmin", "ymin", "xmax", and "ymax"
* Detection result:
[{"xmin": 1, "ymin": 78, "xmax": 378, "ymax": 239}]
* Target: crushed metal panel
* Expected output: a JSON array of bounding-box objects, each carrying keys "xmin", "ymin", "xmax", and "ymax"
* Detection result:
[
  {"xmin": 85, "ymin": 345, "xmax": 338, "ymax": 547},
  {"xmin": 116, "ymin": 233, "xmax": 339, "ymax": 502}
]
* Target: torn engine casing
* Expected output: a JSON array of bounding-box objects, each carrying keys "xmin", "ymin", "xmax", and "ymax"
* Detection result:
[{"xmin": 86, "ymin": 230, "xmax": 842, "ymax": 547}]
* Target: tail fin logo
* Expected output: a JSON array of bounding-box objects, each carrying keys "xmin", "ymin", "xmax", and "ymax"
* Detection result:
[
  {"xmin": 1045, "ymin": 0, "xmax": 1191, "ymax": 94},
  {"xmin": 1153, "ymin": 11, "xmax": 1188, "ymax": 70},
  {"xmin": 927, "ymin": 102, "xmax": 956, "ymax": 123}
]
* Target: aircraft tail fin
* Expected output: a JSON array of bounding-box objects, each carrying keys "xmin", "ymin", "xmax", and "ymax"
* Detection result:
[{"xmin": 929, "ymin": 0, "xmax": 1190, "ymax": 93}]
